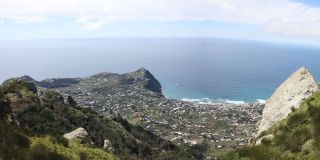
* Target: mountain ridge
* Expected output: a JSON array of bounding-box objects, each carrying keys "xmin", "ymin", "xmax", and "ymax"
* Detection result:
[{"xmin": 5, "ymin": 68, "xmax": 162, "ymax": 95}]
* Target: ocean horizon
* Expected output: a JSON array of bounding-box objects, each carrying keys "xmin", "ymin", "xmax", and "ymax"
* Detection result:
[{"xmin": 1, "ymin": 38, "xmax": 320, "ymax": 104}]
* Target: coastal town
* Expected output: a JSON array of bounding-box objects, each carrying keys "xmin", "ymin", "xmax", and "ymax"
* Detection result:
[{"xmin": 53, "ymin": 68, "xmax": 264, "ymax": 150}]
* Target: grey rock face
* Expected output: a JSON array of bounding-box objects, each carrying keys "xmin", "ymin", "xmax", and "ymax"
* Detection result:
[
  {"xmin": 258, "ymin": 67, "xmax": 319, "ymax": 135},
  {"xmin": 63, "ymin": 127, "xmax": 88, "ymax": 140}
]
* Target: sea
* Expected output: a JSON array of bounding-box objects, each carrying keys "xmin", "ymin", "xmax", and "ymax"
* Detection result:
[{"xmin": 1, "ymin": 38, "xmax": 320, "ymax": 104}]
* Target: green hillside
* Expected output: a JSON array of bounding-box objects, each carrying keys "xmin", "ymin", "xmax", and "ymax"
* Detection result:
[{"xmin": 0, "ymin": 80, "xmax": 194, "ymax": 160}]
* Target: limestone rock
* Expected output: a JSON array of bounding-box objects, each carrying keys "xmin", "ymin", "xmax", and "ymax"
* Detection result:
[
  {"xmin": 63, "ymin": 127, "xmax": 88, "ymax": 140},
  {"xmin": 258, "ymin": 67, "xmax": 319, "ymax": 135}
]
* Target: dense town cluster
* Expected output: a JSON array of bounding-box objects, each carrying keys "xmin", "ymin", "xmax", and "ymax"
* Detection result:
[{"xmin": 54, "ymin": 69, "xmax": 264, "ymax": 150}]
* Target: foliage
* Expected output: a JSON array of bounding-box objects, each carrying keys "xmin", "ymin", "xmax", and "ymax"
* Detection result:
[
  {"xmin": 186, "ymin": 141, "xmax": 210, "ymax": 159},
  {"xmin": 30, "ymin": 136, "xmax": 117, "ymax": 160}
]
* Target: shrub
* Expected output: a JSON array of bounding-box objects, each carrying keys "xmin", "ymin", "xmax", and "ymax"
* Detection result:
[
  {"xmin": 50, "ymin": 135, "xmax": 69, "ymax": 147},
  {"xmin": 67, "ymin": 96, "xmax": 77, "ymax": 107},
  {"xmin": 30, "ymin": 144, "xmax": 67, "ymax": 160},
  {"xmin": 236, "ymin": 145, "xmax": 282, "ymax": 160},
  {"xmin": 79, "ymin": 151, "xmax": 88, "ymax": 160},
  {"xmin": 43, "ymin": 90, "xmax": 64, "ymax": 106},
  {"xmin": 2, "ymin": 80, "xmax": 37, "ymax": 94},
  {"xmin": 0, "ymin": 122, "xmax": 30, "ymax": 160}
]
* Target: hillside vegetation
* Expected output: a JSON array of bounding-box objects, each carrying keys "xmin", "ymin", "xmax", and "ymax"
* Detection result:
[
  {"xmin": 0, "ymin": 80, "xmax": 194, "ymax": 160},
  {"xmin": 215, "ymin": 92, "xmax": 320, "ymax": 160}
]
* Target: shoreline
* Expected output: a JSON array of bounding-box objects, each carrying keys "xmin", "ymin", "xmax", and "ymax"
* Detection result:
[{"xmin": 177, "ymin": 97, "xmax": 267, "ymax": 105}]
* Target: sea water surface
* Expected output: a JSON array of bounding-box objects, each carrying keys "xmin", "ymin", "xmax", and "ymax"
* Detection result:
[{"xmin": 1, "ymin": 38, "xmax": 320, "ymax": 104}]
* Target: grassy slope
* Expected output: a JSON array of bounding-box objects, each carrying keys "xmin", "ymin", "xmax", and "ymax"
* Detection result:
[
  {"xmin": 30, "ymin": 136, "xmax": 118, "ymax": 160},
  {"xmin": 215, "ymin": 92, "xmax": 320, "ymax": 160},
  {"xmin": 0, "ymin": 80, "xmax": 194, "ymax": 160},
  {"xmin": 0, "ymin": 81, "xmax": 118, "ymax": 160}
]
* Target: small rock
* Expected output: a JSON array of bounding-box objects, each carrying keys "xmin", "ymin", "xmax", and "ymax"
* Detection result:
[{"xmin": 103, "ymin": 139, "xmax": 114, "ymax": 151}]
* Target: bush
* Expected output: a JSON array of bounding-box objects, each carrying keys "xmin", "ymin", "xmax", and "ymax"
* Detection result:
[
  {"xmin": 30, "ymin": 144, "xmax": 67, "ymax": 160},
  {"xmin": 79, "ymin": 151, "xmax": 88, "ymax": 160},
  {"xmin": 50, "ymin": 135, "xmax": 69, "ymax": 147},
  {"xmin": 2, "ymin": 80, "xmax": 37, "ymax": 94},
  {"xmin": 187, "ymin": 141, "xmax": 210, "ymax": 159},
  {"xmin": 236, "ymin": 145, "xmax": 283, "ymax": 160},
  {"xmin": 0, "ymin": 122, "xmax": 30, "ymax": 160},
  {"xmin": 43, "ymin": 90, "xmax": 64, "ymax": 106}
]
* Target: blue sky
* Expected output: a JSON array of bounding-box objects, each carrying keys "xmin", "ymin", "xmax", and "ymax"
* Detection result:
[
  {"xmin": 294, "ymin": 0, "xmax": 320, "ymax": 6},
  {"xmin": 0, "ymin": 0, "xmax": 320, "ymax": 46}
]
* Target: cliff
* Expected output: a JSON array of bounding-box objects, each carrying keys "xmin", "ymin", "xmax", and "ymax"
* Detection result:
[
  {"xmin": 258, "ymin": 67, "xmax": 319, "ymax": 135},
  {"xmin": 216, "ymin": 68, "xmax": 320, "ymax": 160}
]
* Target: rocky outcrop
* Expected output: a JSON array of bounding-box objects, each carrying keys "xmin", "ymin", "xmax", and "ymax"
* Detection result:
[
  {"xmin": 2, "ymin": 77, "xmax": 38, "ymax": 94},
  {"xmin": 3, "ymin": 75, "xmax": 36, "ymax": 84},
  {"xmin": 258, "ymin": 67, "xmax": 319, "ymax": 135},
  {"xmin": 63, "ymin": 127, "xmax": 88, "ymax": 140}
]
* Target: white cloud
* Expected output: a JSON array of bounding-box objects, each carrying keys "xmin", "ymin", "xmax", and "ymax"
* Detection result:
[
  {"xmin": 0, "ymin": 0, "xmax": 320, "ymax": 38},
  {"xmin": 81, "ymin": 20, "xmax": 106, "ymax": 31},
  {"xmin": 74, "ymin": 16, "xmax": 107, "ymax": 31},
  {"xmin": 16, "ymin": 16, "xmax": 45, "ymax": 23},
  {"xmin": 74, "ymin": 16, "xmax": 90, "ymax": 24}
]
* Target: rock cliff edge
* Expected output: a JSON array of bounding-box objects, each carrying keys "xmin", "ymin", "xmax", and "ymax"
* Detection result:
[{"xmin": 258, "ymin": 67, "xmax": 319, "ymax": 135}]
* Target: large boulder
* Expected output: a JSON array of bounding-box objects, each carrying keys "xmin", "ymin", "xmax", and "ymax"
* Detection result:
[
  {"xmin": 258, "ymin": 67, "xmax": 319, "ymax": 135},
  {"xmin": 63, "ymin": 127, "xmax": 88, "ymax": 140}
]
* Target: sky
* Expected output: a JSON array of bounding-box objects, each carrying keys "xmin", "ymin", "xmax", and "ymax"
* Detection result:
[{"xmin": 0, "ymin": 0, "xmax": 320, "ymax": 46}]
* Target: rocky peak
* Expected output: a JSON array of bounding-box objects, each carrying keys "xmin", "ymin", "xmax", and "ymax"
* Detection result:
[
  {"xmin": 3, "ymin": 75, "xmax": 36, "ymax": 84},
  {"xmin": 2, "ymin": 78, "xmax": 38, "ymax": 94},
  {"xmin": 128, "ymin": 68, "xmax": 162, "ymax": 94},
  {"xmin": 20, "ymin": 75, "xmax": 36, "ymax": 82},
  {"xmin": 257, "ymin": 67, "xmax": 319, "ymax": 135}
]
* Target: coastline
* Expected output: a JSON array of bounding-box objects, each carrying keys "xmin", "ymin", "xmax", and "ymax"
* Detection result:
[{"xmin": 179, "ymin": 97, "xmax": 267, "ymax": 105}]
